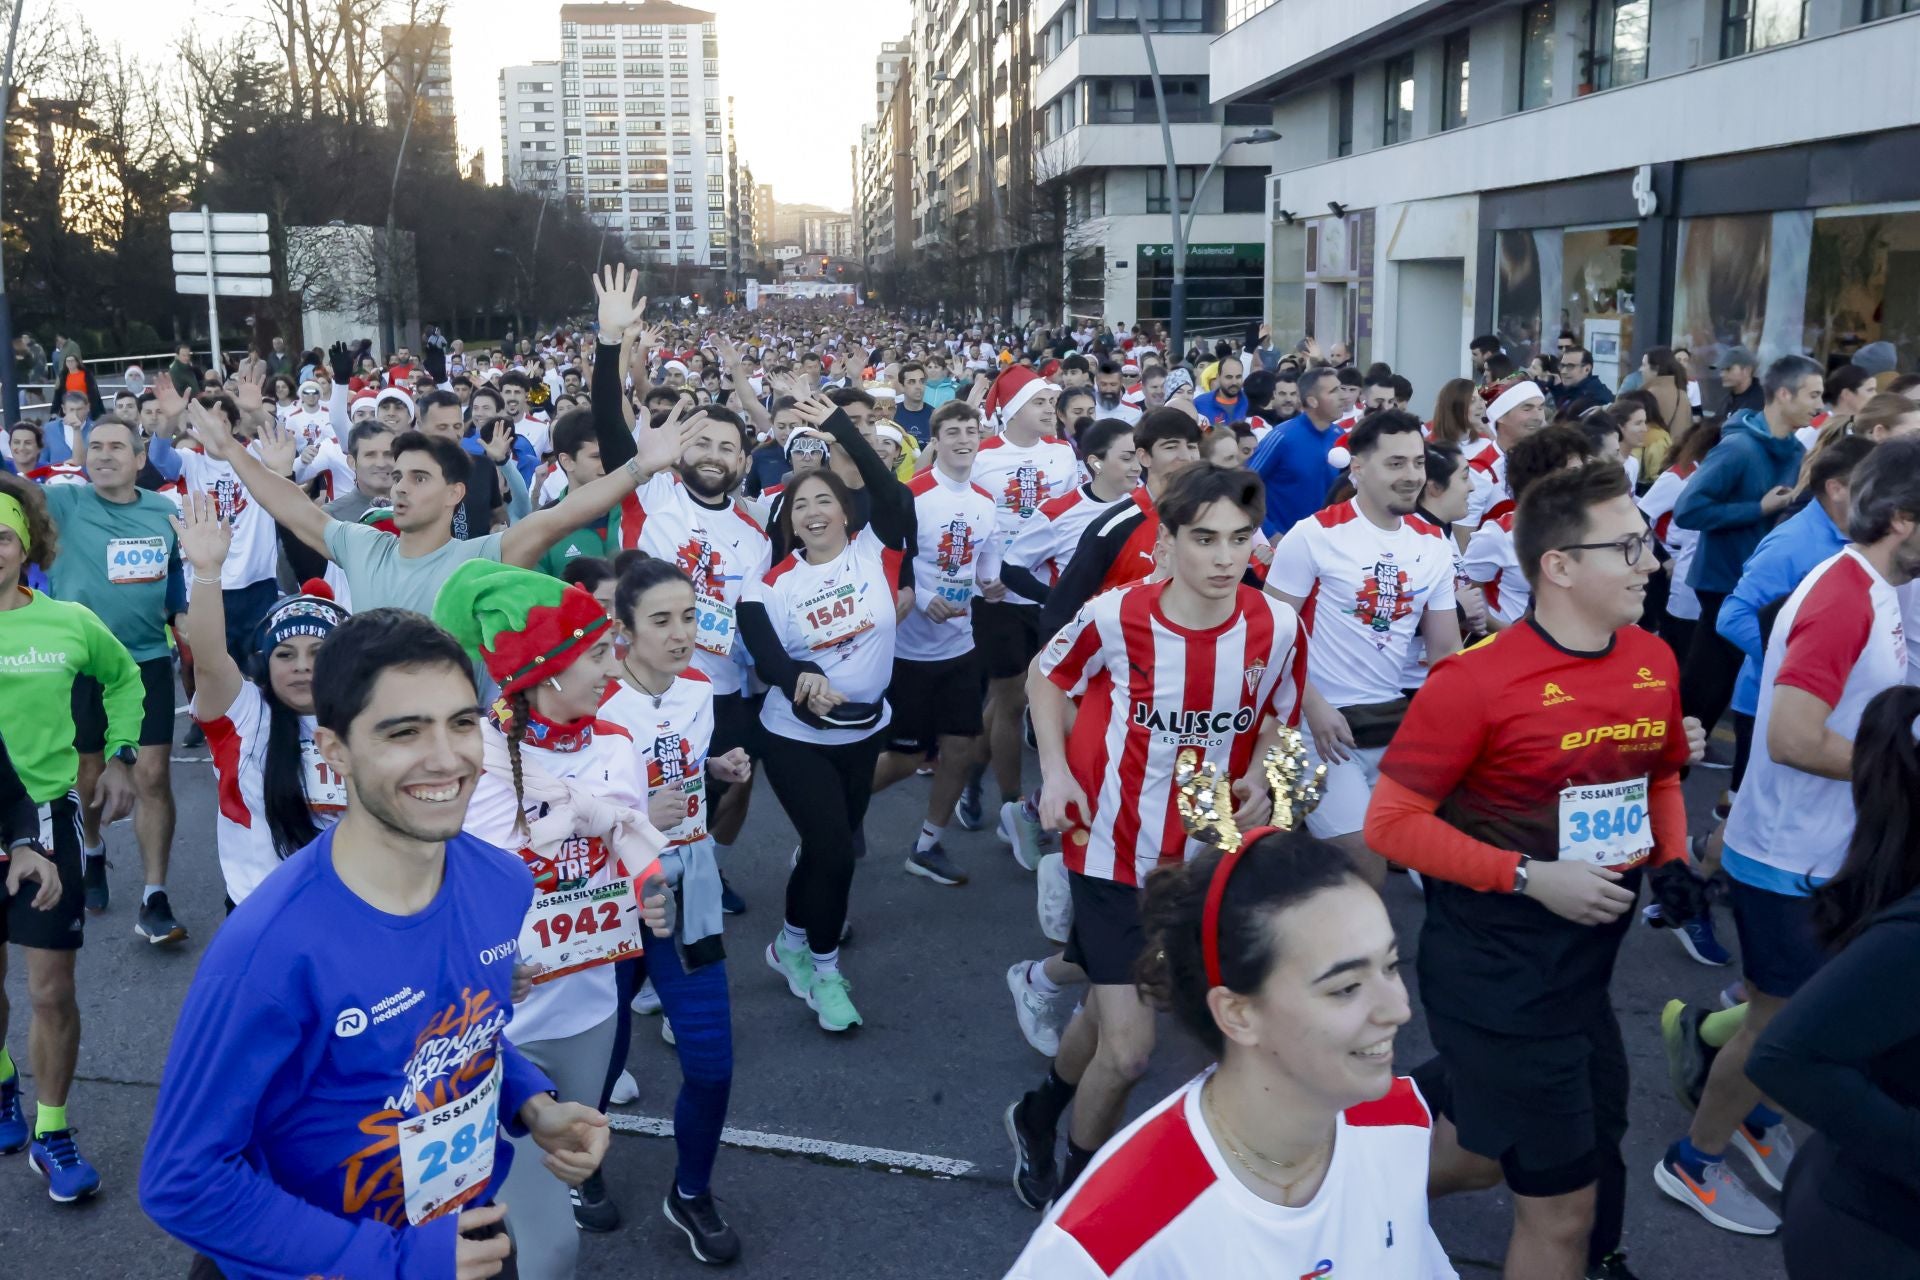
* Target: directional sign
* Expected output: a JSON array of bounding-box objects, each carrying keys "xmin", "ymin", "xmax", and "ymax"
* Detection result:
[
  {"xmin": 170, "ymin": 231, "xmax": 271, "ymax": 255},
  {"xmin": 168, "ymin": 210, "xmax": 269, "ymax": 234},
  {"xmin": 172, "ymin": 253, "xmax": 273, "ymax": 276},
  {"xmin": 175, "ymin": 275, "xmax": 274, "ymax": 298}
]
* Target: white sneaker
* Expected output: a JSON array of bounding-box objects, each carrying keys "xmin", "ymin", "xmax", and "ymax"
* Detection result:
[
  {"xmin": 1036, "ymin": 852, "xmax": 1072, "ymax": 945},
  {"xmin": 661, "ymin": 1017, "xmax": 677, "ymax": 1046},
  {"xmin": 609, "ymin": 1069, "xmax": 640, "ymax": 1105},
  {"xmin": 1007, "ymin": 960, "xmax": 1062, "ymax": 1056},
  {"xmin": 631, "ymin": 979, "xmax": 662, "ymax": 1016}
]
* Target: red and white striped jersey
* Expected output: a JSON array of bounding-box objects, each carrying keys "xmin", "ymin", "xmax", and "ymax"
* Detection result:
[
  {"xmin": 973, "ymin": 433, "xmax": 1079, "ymax": 604},
  {"xmin": 1006, "ymin": 1072, "xmax": 1456, "ymax": 1280},
  {"xmin": 898, "ymin": 467, "xmax": 999, "ymax": 662},
  {"xmin": 1462, "ymin": 512, "xmax": 1528, "ymax": 627},
  {"xmin": 1038, "ymin": 581, "xmax": 1305, "ymax": 886},
  {"xmin": 1006, "ymin": 483, "xmax": 1129, "ymax": 589},
  {"xmin": 1268, "ymin": 501, "xmax": 1457, "ymax": 708},
  {"xmin": 1461, "ymin": 437, "xmax": 1505, "ymax": 529}
]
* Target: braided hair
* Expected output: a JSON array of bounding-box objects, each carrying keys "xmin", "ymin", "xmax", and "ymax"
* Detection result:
[{"xmin": 505, "ymin": 688, "xmax": 532, "ymax": 840}]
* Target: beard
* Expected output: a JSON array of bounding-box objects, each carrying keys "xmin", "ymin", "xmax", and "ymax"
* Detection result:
[{"xmin": 677, "ymin": 457, "xmax": 739, "ymax": 500}]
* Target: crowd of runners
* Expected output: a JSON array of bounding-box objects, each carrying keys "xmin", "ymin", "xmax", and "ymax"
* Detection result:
[{"xmin": 0, "ymin": 264, "xmax": 1917, "ymax": 1279}]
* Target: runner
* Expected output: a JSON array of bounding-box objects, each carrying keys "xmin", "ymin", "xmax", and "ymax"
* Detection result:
[
  {"xmin": 1363, "ymin": 461, "xmax": 1706, "ymax": 1280},
  {"xmin": 1462, "ymin": 379, "xmax": 1550, "ymax": 528},
  {"xmin": 739, "ymin": 413, "xmax": 913, "ymax": 1034},
  {"xmin": 1463, "ymin": 424, "xmax": 1599, "ymax": 633},
  {"xmin": 598, "ymin": 556, "xmax": 748, "ymax": 1262},
  {"xmin": 140, "ymin": 608, "xmax": 613, "ymax": 1277},
  {"xmin": 38, "ymin": 417, "xmax": 188, "ymax": 938},
  {"xmin": 1007, "ymin": 772, "xmax": 1455, "ymax": 1278},
  {"xmin": 872, "ymin": 399, "xmax": 1001, "ymax": 886},
  {"xmin": 0, "ymin": 471, "xmax": 137, "ymax": 1203},
  {"xmin": 995, "ymin": 417, "xmax": 1140, "ymax": 613},
  {"xmin": 1652, "ymin": 439, "xmax": 1920, "ymax": 1238},
  {"xmin": 1405, "ymin": 443, "xmax": 1490, "ymax": 689},
  {"xmin": 1266, "ymin": 410, "xmax": 1462, "ymax": 887},
  {"xmin": 1006, "ymin": 464, "xmax": 1306, "ymax": 1208}
]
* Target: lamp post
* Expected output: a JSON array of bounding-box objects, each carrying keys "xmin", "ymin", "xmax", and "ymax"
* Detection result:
[{"xmin": 0, "ymin": 0, "xmax": 28, "ymax": 420}]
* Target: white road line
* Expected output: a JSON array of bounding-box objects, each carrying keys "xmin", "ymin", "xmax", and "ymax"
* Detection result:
[
  {"xmin": 605, "ymin": 1112, "xmax": 975, "ymax": 1178},
  {"xmin": 175, "ymin": 704, "xmax": 190, "ymax": 716}
]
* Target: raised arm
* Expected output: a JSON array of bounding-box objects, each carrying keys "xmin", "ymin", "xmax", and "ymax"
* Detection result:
[
  {"xmin": 171, "ymin": 492, "xmax": 245, "ymax": 723},
  {"xmin": 589, "ymin": 265, "xmax": 648, "ymax": 468},
  {"xmin": 184, "ymin": 400, "xmax": 333, "ymax": 557},
  {"xmin": 500, "ymin": 404, "xmax": 702, "ymax": 569}
]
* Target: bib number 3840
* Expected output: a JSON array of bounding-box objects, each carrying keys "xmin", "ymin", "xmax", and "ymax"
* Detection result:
[
  {"xmin": 1557, "ymin": 777, "xmax": 1652, "ymax": 867},
  {"xmin": 398, "ymin": 1061, "xmax": 500, "ymax": 1225}
]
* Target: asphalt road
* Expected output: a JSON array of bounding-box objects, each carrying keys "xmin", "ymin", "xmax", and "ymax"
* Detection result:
[{"xmin": 0, "ymin": 721, "xmax": 1790, "ymax": 1280}]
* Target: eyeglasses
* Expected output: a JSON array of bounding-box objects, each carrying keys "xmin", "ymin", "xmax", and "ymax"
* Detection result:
[{"xmin": 1556, "ymin": 530, "xmax": 1656, "ymax": 568}]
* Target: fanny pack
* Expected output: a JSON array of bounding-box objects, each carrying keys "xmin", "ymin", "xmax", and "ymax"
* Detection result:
[
  {"xmin": 795, "ymin": 698, "xmax": 885, "ymax": 734},
  {"xmin": 1343, "ymin": 697, "xmax": 1411, "ymax": 750}
]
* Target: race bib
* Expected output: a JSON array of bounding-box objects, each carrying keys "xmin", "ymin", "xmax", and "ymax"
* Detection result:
[
  {"xmin": 659, "ymin": 775, "xmax": 708, "ymax": 845},
  {"xmin": 1558, "ymin": 777, "xmax": 1653, "ymax": 867},
  {"xmin": 518, "ymin": 879, "xmax": 645, "ymax": 983},
  {"xmin": 934, "ymin": 575, "xmax": 973, "ymax": 611},
  {"xmin": 397, "ymin": 1061, "xmax": 500, "ymax": 1225},
  {"xmin": 695, "ymin": 594, "xmax": 735, "ymax": 656},
  {"xmin": 300, "ymin": 740, "xmax": 348, "ymax": 813},
  {"xmin": 106, "ymin": 536, "xmax": 167, "ymax": 585},
  {"xmin": 797, "ymin": 581, "xmax": 875, "ymax": 651}
]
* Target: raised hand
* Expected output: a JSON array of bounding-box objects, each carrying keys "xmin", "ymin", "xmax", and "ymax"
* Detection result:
[
  {"xmin": 170, "ymin": 490, "xmax": 233, "ymax": 575},
  {"xmin": 150, "ymin": 375, "xmax": 189, "ymax": 425},
  {"xmin": 633, "ymin": 400, "xmax": 701, "ymax": 478},
  {"xmin": 254, "ymin": 415, "xmax": 299, "ymax": 477},
  {"xmin": 184, "ymin": 397, "xmax": 240, "ymax": 462},
  {"xmin": 593, "ymin": 264, "xmax": 646, "ymax": 336}
]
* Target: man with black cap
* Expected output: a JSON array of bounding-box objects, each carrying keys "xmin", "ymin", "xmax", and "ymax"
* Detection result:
[{"xmin": 1718, "ymin": 348, "xmax": 1764, "ymax": 418}]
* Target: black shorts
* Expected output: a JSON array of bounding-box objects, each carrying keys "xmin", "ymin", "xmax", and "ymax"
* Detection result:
[
  {"xmin": 1423, "ymin": 1005, "xmax": 1628, "ymax": 1199},
  {"xmin": 72, "ymin": 655, "xmax": 175, "ymax": 753},
  {"xmin": 884, "ymin": 653, "xmax": 985, "ymax": 754},
  {"xmin": 971, "ymin": 601, "xmax": 1042, "ymax": 681},
  {"xmin": 1728, "ymin": 877, "xmax": 1827, "ymax": 999},
  {"xmin": 2, "ymin": 796, "xmax": 85, "ymax": 952},
  {"xmin": 1063, "ymin": 871, "xmax": 1145, "ymax": 986}
]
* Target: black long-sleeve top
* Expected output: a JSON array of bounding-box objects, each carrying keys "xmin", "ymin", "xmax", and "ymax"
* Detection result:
[
  {"xmin": 0, "ymin": 735, "xmax": 42, "ymax": 849},
  {"xmin": 1747, "ymin": 888, "xmax": 1920, "ymax": 1250}
]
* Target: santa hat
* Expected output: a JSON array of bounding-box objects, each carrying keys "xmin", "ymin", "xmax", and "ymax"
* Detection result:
[
  {"xmin": 373, "ymin": 386, "xmax": 415, "ymax": 418},
  {"xmin": 349, "ymin": 393, "xmax": 379, "ymax": 418},
  {"xmin": 983, "ymin": 365, "xmax": 1058, "ymax": 428},
  {"xmin": 1483, "ymin": 379, "xmax": 1546, "ymax": 426},
  {"xmin": 432, "ymin": 561, "xmax": 612, "ymax": 701}
]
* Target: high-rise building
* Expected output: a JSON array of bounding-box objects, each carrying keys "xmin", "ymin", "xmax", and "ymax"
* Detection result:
[
  {"xmin": 499, "ymin": 62, "xmax": 565, "ymax": 195},
  {"xmin": 559, "ymin": 2, "xmax": 730, "ymax": 272},
  {"xmin": 383, "ymin": 23, "xmax": 457, "ymax": 170},
  {"xmin": 858, "ymin": 68, "xmax": 912, "ymax": 276},
  {"xmin": 754, "ymin": 183, "xmax": 776, "ymax": 245},
  {"xmin": 874, "ymin": 40, "xmax": 909, "ymax": 123}
]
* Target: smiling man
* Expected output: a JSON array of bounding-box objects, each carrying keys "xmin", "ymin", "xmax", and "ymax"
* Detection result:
[{"xmin": 141, "ymin": 609, "xmax": 609, "ymax": 1279}]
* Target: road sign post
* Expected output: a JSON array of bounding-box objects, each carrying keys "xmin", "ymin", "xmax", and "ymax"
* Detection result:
[{"xmin": 170, "ymin": 208, "xmax": 272, "ymax": 375}]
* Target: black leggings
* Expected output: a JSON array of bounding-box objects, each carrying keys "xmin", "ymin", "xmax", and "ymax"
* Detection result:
[
  {"xmin": 1680, "ymin": 590, "xmax": 1738, "ymax": 732},
  {"xmin": 760, "ymin": 730, "xmax": 883, "ymax": 954}
]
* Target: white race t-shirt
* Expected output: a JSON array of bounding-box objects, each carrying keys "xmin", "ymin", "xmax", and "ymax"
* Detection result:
[
  {"xmin": 197, "ymin": 682, "xmax": 341, "ymax": 905},
  {"xmin": 1007, "ymin": 1072, "xmax": 1456, "ymax": 1280},
  {"xmin": 897, "ymin": 468, "xmax": 999, "ymax": 663},
  {"xmin": 1460, "ymin": 437, "xmax": 1505, "ymax": 529},
  {"xmin": 1639, "ymin": 463, "xmax": 1702, "ymax": 623},
  {"xmin": 1462, "ymin": 512, "xmax": 1528, "ymax": 628},
  {"xmin": 1269, "ymin": 501, "xmax": 1457, "ymax": 708},
  {"xmin": 599, "ymin": 671, "xmax": 715, "ymax": 847},
  {"xmin": 972, "ymin": 432, "xmax": 1080, "ymax": 605},
  {"xmin": 620, "ymin": 471, "xmax": 771, "ymax": 695},
  {"xmin": 178, "ymin": 448, "xmax": 281, "ymax": 589},
  {"xmin": 1005, "ymin": 483, "xmax": 1129, "ymax": 590}
]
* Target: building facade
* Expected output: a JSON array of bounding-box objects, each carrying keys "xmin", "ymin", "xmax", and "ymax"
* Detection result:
[
  {"xmin": 1213, "ymin": 0, "xmax": 1920, "ymax": 417},
  {"xmin": 558, "ymin": 1, "xmax": 731, "ymax": 273},
  {"xmin": 499, "ymin": 62, "xmax": 565, "ymax": 195},
  {"xmin": 383, "ymin": 23, "xmax": 458, "ymax": 170},
  {"xmin": 859, "ymin": 67, "xmax": 915, "ymax": 277}
]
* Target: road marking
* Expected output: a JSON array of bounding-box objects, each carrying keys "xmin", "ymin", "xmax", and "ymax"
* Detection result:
[{"xmin": 605, "ymin": 1112, "xmax": 975, "ymax": 1178}]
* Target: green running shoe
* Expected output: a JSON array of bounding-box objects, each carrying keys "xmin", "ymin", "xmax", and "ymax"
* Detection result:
[
  {"xmin": 765, "ymin": 935, "xmax": 813, "ymax": 1001},
  {"xmin": 807, "ymin": 971, "xmax": 863, "ymax": 1032}
]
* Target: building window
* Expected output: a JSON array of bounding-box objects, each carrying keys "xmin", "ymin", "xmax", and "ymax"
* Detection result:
[
  {"xmin": 1088, "ymin": 77, "xmax": 1209, "ymax": 124},
  {"xmin": 1222, "ymin": 167, "xmax": 1267, "ymax": 213},
  {"xmin": 1589, "ymin": 0, "xmax": 1652, "ymax": 89},
  {"xmin": 1520, "ymin": 1, "xmax": 1556, "ymax": 109},
  {"xmin": 1145, "ymin": 166, "xmax": 1198, "ymax": 214},
  {"xmin": 1864, "ymin": 0, "xmax": 1920, "ymax": 14},
  {"xmin": 1382, "ymin": 53, "xmax": 1414, "ymax": 144},
  {"xmin": 1722, "ymin": 0, "xmax": 1807, "ymax": 55},
  {"xmin": 1226, "ymin": 0, "xmax": 1276, "ymax": 29},
  {"xmin": 1087, "ymin": 0, "xmax": 1206, "ymax": 34},
  {"xmin": 1441, "ymin": 30, "xmax": 1470, "ymax": 130},
  {"xmin": 1334, "ymin": 75, "xmax": 1353, "ymax": 157}
]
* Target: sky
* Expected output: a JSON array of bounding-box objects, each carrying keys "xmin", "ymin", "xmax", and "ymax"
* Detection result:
[{"xmin": 83, "ymin": 0, "xmax": 911, "ymax": 209}]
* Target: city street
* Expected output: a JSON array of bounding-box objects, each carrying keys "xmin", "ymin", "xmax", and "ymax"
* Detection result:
[{"xmin": 1, "ymin": 712, "xmax": 1789, "ymax": 1279}]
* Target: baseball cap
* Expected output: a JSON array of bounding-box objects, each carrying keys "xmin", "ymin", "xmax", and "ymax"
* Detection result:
[{"xmin": 1715, "ymin": 346, "xmax": 1758, "ymax": 372}]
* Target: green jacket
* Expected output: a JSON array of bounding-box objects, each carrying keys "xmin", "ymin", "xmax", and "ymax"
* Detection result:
[{"xmin": 0, "ymin": 590, "xmax": 142, "ymax": 800}]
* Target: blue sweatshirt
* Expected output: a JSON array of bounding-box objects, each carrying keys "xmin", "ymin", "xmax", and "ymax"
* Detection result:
[
  {"xmin": 1718, "ymin": 500, "xmax": 1847, "ymax": 717},
  {"xmin": 1247, "ymin": 412, "xmax": 1343, "ymax": 536},
  {"xmin": 1673, "ymin": 409, "xmax": 1806, "ymax": 593},
  {"xmin": 140, "ymin": 828, "xmax": 553, "ymax": 1280}
]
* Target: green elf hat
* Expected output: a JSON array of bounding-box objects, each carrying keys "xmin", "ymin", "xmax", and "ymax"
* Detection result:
[{"xmin": 432, "ymin": 560, "xmax": 611, "ymax": 700}]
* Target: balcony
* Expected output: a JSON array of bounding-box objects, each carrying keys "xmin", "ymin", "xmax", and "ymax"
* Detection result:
[
  {"xmin": 1038, "ymin": 120, "xmax": 1237, "ymax": 177},
  {"xmin": 1035, "ymin": 31, "xmax": 1212, "ymax": 106},
  {"xmin": 1210, "ymin": 0, "xmax": 1482, "ymax": 104}
]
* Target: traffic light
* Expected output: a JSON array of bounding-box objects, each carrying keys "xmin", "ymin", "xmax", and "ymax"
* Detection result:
[{"xmin": 820, "ymin": 257, "xmax": 829, "ymax": 269}]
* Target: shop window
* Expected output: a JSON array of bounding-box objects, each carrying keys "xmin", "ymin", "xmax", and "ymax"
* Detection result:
[
  {"xmin": 1588, "ymin": 0, "xmax": 1651, "ymax": 90},
  {"xmin": 1382, "ymin": 54, "xmax": 1415, "ymax": 144},
  {"xmin": 1519, "ymin": 1, "xmax": 1555, "ymax": 110},
  {"xmin": 1722, "ymin": 0, "xmax": 1806, "ymax": 56},
  {"xmin": 1672, "ymin": 211, "xmax": 1812, "ymax": 379},
  {"xmin": 1803, "ymin": 208, "xmax": 1920, "ymax": 371},
  {"xmin": 1496, "ymin": 226, "xmax": 1640, "ymax": 375},
  {"xmin": 1441, "ymin": 30, "xmax": 1470, "ymax": 130}
]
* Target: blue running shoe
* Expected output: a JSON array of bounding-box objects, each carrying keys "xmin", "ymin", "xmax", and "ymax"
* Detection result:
[
  {"xmin": 955, "ymin": 775, "xmax": 985, "ymax": 832},
  {"xmin": 27, "ymin": 1129, "xmax": 101, "ymax": 1202},
  {"xmin": 0, "ymin": 1077, "xmax": 25, "ymax": 1154},
  {"xmin": 1675, "ymin": 911, "xmax": 1732, "ymax": 967}
]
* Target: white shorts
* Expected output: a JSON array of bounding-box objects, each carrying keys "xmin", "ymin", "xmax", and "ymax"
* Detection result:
[{"xmin": 1303, "ymin": 743, "xmax": 1387, "ymax": 840}]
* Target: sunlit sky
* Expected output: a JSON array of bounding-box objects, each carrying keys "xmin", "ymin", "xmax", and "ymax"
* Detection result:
[{"xmin": 79, "ymin": 0, "xmax": 909, "ymax": 208}]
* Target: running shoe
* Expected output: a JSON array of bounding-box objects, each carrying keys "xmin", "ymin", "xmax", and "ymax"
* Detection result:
[
  {"xmin": 609, "ymin": 1069, "xmax": 640, "ymax": 1106},
  {"xmin": 1643, "ymin": 900, "xmax": 1732, "ymax": 967},
  {"xmin": 1652, "ymin": 1148, "xmax": 1779, "ymax": 1235},
  {"xmin": 807, "ymin": 971, "xmax": 862, "ymax": 1032},
  {"xmin": 82, "ymin": 854, "xmax": 108, "ymax": 915},
  {"xmin": 662, "ymin": 1018, "xmax": 676, "ymax": 1046},
  {"xmin": 1660, "ymin": 999, "xmax": 1712, "ymax": 1112},
  {"xmin": 1004, "ymin": 1095, "xmax": 1058, "ymax": 1210},
  {"xmin": 631, "ymin": 978, "xmax": 663, "ymax": 1015},
  {"xmin": 1719, "ymin": 982, "xmax": 1746, "ymax": 1010},
  {"xmin": 181, "ymin": 721, "xmax": 205, "ymax": 750},
  {"xmin": 999, "ymin": 801, "xmax": 1043, "ymax": 872},
  {"xmin": 955, "ymin": 774, "xmax": 985, "ymax": 831},
  {"xmin": 136, "ymin": 891, "xmax": 188, "ymax": 946},
  {"xmin": 26, "ymin": 1129, "xmax": 101, "ymax": 1203},
  {"xmin": 1036, "ymin": 852, "xmax": 1072, "ymax": 945},
  {"xmin": 570, "ymin": 1168, "xmax": 621, "ymax": 1232},
  {"xmin": 1586, "ymin": 1251, "xmax": 1641, "ymax": 1279},
  {"xmin": 0, "ymin": 1076, "xmax": 25, "ymax": 1154},
  {"xmin": 1007, "ymin": 961, "xmax": 1062, "ymax": 1057},
  {"xmin": 663, "ymin": 1181, "xmax": 742, "ymax": 1265},
  {"xmin": 719, "ymin": 876, "xmax": 746, "ymax": 915},
  {"xmin": 905, "ymin": 842, "xmax": 968, "ymax": 886},
  {"xmin": 765, "ymin": 935, "xmax": 813, "ymax": 1001},
  {"xmin": 1731, "ymin": 1118, "xmax": 1796, "ymax": 1193}
]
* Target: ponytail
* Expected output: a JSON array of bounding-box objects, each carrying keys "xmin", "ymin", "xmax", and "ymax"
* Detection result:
[{"xmin": 1812, "ymin": 685, "xmax": 1920, "ymax": 950}]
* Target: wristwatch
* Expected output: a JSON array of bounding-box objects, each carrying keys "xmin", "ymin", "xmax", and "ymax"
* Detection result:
[
  {"xmin": 112, "ymin": 746, "xmax": 137, "ymax": 767},
  {"xmin": 1512, "ymin": 855, "xmax": 1532, "ymax": 896}
]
